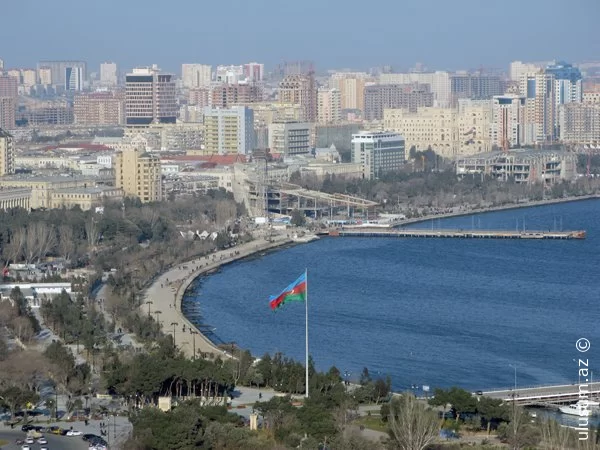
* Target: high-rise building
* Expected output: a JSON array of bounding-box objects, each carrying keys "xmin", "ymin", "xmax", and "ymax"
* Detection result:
[
  {"xmin": 188, "ymin": 88, "xmax": 210, "ymax": 107},
  {"xmin": 210, "ymin": 82, "xmax": 263, "ymax": 108},
  {"xmin": 364, "ymin": 84, "xmax": 434, "ymax": 121},
  {"xmin": 317, "ymin": 88, "xmax": 341, "ymax": 124},
  {"xmin": 545, "ymin": 61, "xmax": 582, "ymax": 105},
  {"xmin": 182, "ymin": 64, "xmax": 212, "ymax": 88},
  {"xmin": 21, "ymin": 69, "xmax": 37, "ymax": 87},
  {"xmin": 0, "ymin": 128, "xmax": 15, "ymax": 175},
  {"xmin": 38, "ymin": 60, "xmax": 86, "ymax": 87},
  {"xmin": 125, "ymin": 66, "xmax": 177, "ymax": 126},
  {"xmin": 0, "ymin": 98, "xmax": 16, "ymax": 130},
  {"xmin": 203, "ymin": 106, "xmax": 255, "ymax": 154},
  {"xmin": 351, "ymin": 131, "xmax": 405, "ymax": 180},
  {"xmin": 38, "ymin": 67, "xmax": 52, "ymax": 85},
  {"xmin": 559, "ymin": 103, "xmax": 600, "ymax": 144},
  {"xmin": 509, "ymin": 61, "xmax": 545, "ymax": 82},
  {"xmin": 491, "ymin": 94, "xmax": 527, "ymax": 149},
  {"xmin": 100, "ymin": 62, "xmax": 118, "ymax": 86},
  {"xmin": 330, "ymin": 72, "xmax": 369, "ymax": 111},
  {"xmin": 0, "ymin": 59, "xmax": 4, "ymax": 71},
  {"xmin": 450, "ymin": 72, "xmax": 503, "ymax": 106},
  {"xmin": 114, "ymin": 140, "xmax": 162, "ymax": 203},
  {"xmin": 380, "ymin": 72, "xmax": 452, "ymax": 108},
  {"xmin": 74, "ymin": 91, "xmax": 125, "ymax": 125},
  {"xmin": 278, "ymin": 74, "xmax": 317, "ymax": 122},
  {"xmin": 243, "ymin": 63, "xmax": 264, "ymax": 82},
  {"xmin": 0, "ymin": 74, "xmax": 18, "ymax": 98},
  {"xmin": 65, "ymin": 66, "xmax": 83, "ymax": 91},
  {"xmin": 216, "ymin": 65, "xmax": 244, "ymax": 83},
  {"xmin": 520, "ymin": 72, "xmax": 556, "ymax": 143},
  {"xmin": 268, "ymin": 121, "xmax": 311, "ymax": 155}
]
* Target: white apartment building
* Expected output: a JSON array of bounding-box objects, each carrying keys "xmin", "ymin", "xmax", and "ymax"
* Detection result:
[
  {"xmin": 351, "ymin": 131, "xmax": 405, "ymax": 180},
  {"xmin": 380, "ymin": 72, "xmax": 451, "ymax": 108},
  {"xmin": 317, "ymin": 88, "xmax": 341, "ymax": 124},
  {"xmin": 182, "ymin": 64, "xmax": 212, "ymax": 88},
  {"xmin": 519, "ymin": 72, "xmax": 556, "ymax": 143},
  {"xmin": 215, "ymin": 65, "xmax": 244, "ymax": 83},
  {"xmin": 268, "ymin": 121, "xmax": 311, "ymax": 156},
  {"xmin": 100, "ymin": 62, "xmax": 118, "ymax": 85},
  {"xmin": 491, "ymin": 95, "xmax": 527, "ymax": 149},
  {"xmin": 509, "ymin": 61, "xmax": 545, "ymax": 82}
]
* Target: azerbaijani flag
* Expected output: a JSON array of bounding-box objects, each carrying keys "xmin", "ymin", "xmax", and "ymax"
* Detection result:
[{"xmin": 269, "ymin": 272, "xmax": 306, "ymax": 310}]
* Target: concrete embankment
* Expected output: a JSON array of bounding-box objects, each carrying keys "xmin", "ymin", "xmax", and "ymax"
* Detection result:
[
  {"xmin": 394, "ymin": 194, "xmax": 600, "ymax": 228},
  {"xmin": 143, "ymin": 233, "xmax": 293, "ymax": 359}
]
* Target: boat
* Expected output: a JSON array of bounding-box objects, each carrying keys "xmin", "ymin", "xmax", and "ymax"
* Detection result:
[{"xmin": 559, "ymin": 401, "xmax": 595, "ymax": 417}]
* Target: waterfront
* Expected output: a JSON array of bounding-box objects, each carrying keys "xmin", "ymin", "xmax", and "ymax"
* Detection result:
[{"xmin": 184, "ymin": 199, "xmax": 600, "ymax": 392}]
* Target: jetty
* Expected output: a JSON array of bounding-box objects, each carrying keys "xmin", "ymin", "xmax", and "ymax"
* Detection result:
[
  {"xmin": 476, "ymin": 383, "xmax": 600, "ymax": 406},
  {"xmin": 328, "ymin": 228, "xmax": 586, "ymax": 240}
]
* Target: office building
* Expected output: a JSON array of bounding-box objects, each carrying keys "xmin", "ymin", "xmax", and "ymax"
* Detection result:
[
  {"xmin": 182, "ymin": 64, "xmax": 212, "ymax": 88},
  {"xmin": 114, "ymin": 139, "xmax": 162, "ymax": 203},
  {"xmin": 65, "ymin": 66, "xmax": 83, "ymax": 91},
  {"xmin": 559, "ymin": 103, "xmax": 600, "ymax": 144},
  {"xmin": 364, "ymin": 84, "xmax": 434, "ymax": 121},
  {"xmin": 203, "ymin": 106, "xmax": 255, "ymax": 154},
  {"xmin": 491, "ymin": 94, "xmax": 527, "ymax": 149},
  {"xmin": 520, "ymin": 72, "xmax": 556, "ymax": 143},
  {"xmin": 0, "ymin": 176, "xmax": 94, "ymax": 209},
  {"xmin": 380, "ymin": 72, "xmax": 452, "ymax": 108},
  {"xmin": 38, "ymin": 60, "xmax": 86, "ymax": 87},
  {"xmin": 545, "ymin": 61, "xmax": 582, "ymax": 106},
  {"xmin": 317, "ymin": 88, "xmax": 341, "ymax": 124},
  {"xmin": 268, "ymin": 121, "xmax": 311, "ymax": 156},
  {"xmin": 0, "ymin": 128, "xmax": 15, "ymax": 175},
  {"xmin": 100, "ymin": 62, "xmax": 118, "ymax": 86},
  {"xmin": 38, "ymin": 67, "xmax": 52, "ymax": 85},
  {"xmin": 0, "ymin": 74, "xmax": 18, "ymax": 98},
  {"xmin": 510, "ymin": 61, "xmax": 544, "ymax": 82},
  {"xmin": 351, "ymin": 131, "xmax": 405, "ymax": 179},
  {"xmin": 450, "ymin": 72, "xmax": 503, "ymax": 105},
  {"xmin": 125, "ymin": 66, "xmax": 177, "ymax": 126},
  {"xmin": 74, "ymin": 91, "xmax": 125, "ymax": 125},
  {"xmin": 0, "ymin": 188, "xmax": 30, "ymax": 211},
  {"xmin": 330, "ymin": 72, "xmax": 369, "ymax": 111},
  {"xmin": 244, "ymin": 62, "xmax": 264, "ymax": 82},
  {"xmin": 210, "ymin": 82, "xmax": 263, "ymax": 108},
  {"xmin": 279, "ymin": 74, "xmax": 317, "ymax": 122}
]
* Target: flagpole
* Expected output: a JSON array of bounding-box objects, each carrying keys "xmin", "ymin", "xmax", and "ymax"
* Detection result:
[{"xmin": 305, "ymin": 267, "xmax": 309, "ymax": 398}]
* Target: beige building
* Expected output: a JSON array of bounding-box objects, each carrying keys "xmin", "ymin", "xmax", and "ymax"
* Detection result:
[
  {"xmin": 50, "ymin": 186, "xmax": 123, "ymax": 211},
  {"xmin": 0, "ymin": 176, "xmax": 95, "ymax": 209},
  {"xmin": 0, "ymin": 187, "xmax": 30, "ymax": 211},
  {"xmin": 583, "ymin": 92, "xmax": 600, "ymax": 104},
  {"xmin": 181, "ymin": 64, "xmax": 212, "ymax": 89},
  {"xmin": 74, "ymin": 91, "xmax": 125, "ymax": 125},
  {"xmin": 0, "ymin": 128, "xmax": 15, "ymax": 175},
  {"xmin": 559, "ymin": 103, "xmax": 600, "ymax": 145},
  {"xmin": 278, "ymin": 74, "xmax": 317, "ymax": 122},
  {"xmin": 520, "ymin": 71, "xmax": 556, "ymax": 143},
  {"xmin": 317, "ymin": 88, "xmax": 341, "ymax": 124},
  {"xmin": 21, "ymin": 69, "xmax": 37, "ymax": 87},
  {"xmin": 456, "ymin": 101, "xmax": 492, "ymax": 155},
  {"xmin": 114, "ymin": 142, "xmax": 162, "ymax": 203},
  {"xmin": 38, "ymin": 67, "xmax": 52, "ymax": 85},
  {"xmin": 330, "ymin": 72, "xmax": 370, "ymax": 111},
  {"xmin": 0, "ymin": 97, "xmax": 16, "ymax": 130},
  {"xmin": 491, "ymin": 94, "xmax": 527, "ymax": 149},
  {"xmin": 203, "ymin": 106, "xmax": 255, "ymax": 155}
]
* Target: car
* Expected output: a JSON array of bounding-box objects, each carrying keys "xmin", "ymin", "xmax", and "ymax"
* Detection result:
[
  {"xmin": 83, "ymin": 433, "xmax": 100, "ymax": 442},
  {"xmin": 21, "ymin": 446, "xmax": 31, "ymax": 450},
  {"xmin": 66, "ymin": 429, "xmax": 83, "ymax": 436},
  {"xmin": 21, "ymin": 424, "xmax": 35, "ymax": 432},
  {"xmin": 24, "ymin": 437, "xmax": 35, "ymax": 444},
  {"xmin": 89, "ymin": 436, "xmax": 108, "ymax": 446},
  {"xmin": 37, "ymin": 437, "xmax": 48, "ymax": 444},
  {"xmin": 49, "ymin": 426, "xmax": 63, "ymax": 435},
  {"xmin": 40, "ymin": 448, "xmax": 49, "ymax": 450}
]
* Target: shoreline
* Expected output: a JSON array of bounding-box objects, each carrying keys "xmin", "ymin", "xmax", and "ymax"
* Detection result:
[
  {"xmin": 144, "ymin": 193, "xmax": 599, "ymax": 361},
  {"xmin": 394, "ymin": 194, "xmax": 600, "ymax": 228}
]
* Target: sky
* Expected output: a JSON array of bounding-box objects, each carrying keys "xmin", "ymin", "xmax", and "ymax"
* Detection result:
[{"xmin": 1, "ymin": 0, "xmax": 598, "ymax": 75}]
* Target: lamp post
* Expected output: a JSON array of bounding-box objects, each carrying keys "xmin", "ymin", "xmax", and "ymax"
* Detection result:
[
  {"xmin": 171, "ymin": 322, "xmax": 179, "ymax": 347},
  {"xmin": 190, "ymin": 330, "xmax": 197, "ymax": 359},
  {"xmin": 509, "ymin": 364, "xmax": 517, "ymax": 448},
  {"xmin": 153, "ymin": 310, "xmax": 162, "ymax": 329},
  {"xmin": 145, "ymin": 300, "xmax": 153, "ymax": 316}
]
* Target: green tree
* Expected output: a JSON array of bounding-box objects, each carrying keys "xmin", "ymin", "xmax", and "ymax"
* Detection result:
[
  {"xmin": 290, "ymin": 209, "xmax": 306, "ymax": 227},
  {"xmin": 429, "ymin": 386, "xmax": 477, "ymax": 422}
]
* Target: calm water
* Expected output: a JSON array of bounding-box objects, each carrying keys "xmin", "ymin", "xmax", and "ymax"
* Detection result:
[{"xmin": 183, "ymin": 199, "xmax": 600, "ymax": 392}]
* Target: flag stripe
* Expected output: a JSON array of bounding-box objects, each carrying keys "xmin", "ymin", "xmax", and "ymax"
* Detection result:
[{"xmin": 269, "ymin": 275, "xmax": 306, "ymax": 310}]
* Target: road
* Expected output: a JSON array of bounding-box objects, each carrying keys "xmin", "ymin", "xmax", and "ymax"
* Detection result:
[{"xmin": 0, "ymin": 428, "xmax": 88, "ymax": 449}]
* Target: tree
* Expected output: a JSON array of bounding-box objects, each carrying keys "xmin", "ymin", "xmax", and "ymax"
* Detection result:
[
  {"xmin": 290, "ymin": 209, "xmax": 306, "ymax": 227},
  {"xmin": 388, "ymin": 392, "xmax": 439, "ymax": 450},
  {"xmin": 476, "ymin": 396, "xmax": 509, "ymax": 433},
  {"xmin": 497, "ymin": 406, "xmax": 541, "ymax": 449},
  {"xmin": 429, "ymin": 386, "xmax": 477, "ymax": 422}
]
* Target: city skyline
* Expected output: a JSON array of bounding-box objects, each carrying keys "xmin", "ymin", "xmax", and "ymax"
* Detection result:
[{"xmin": 1, "ymin": 0, "xmax": 598, "ymax": 73}]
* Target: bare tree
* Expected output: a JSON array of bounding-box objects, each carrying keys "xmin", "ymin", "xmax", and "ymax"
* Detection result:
[
  {"xmin": 215, "ymin": 201, "xmax": 237, "ymax": 227},
  {"xmin": 2, "ymin": 229, "xmax": 26, "ymax": 268},
  {"xmin": 23, "ymin": 222, "xmax": 56, "ymax": 263},
  {"xmin": 58, "ymin": 225, "xmax": 75, "ymax": 261},
  {"xmin": 539, "ymin": 417, "xmax": 573, "ymax": 450},
  {"xmin": 388, "ymin": 393, "xmax": 439, "ymax": 450},
  {"xmin": 85, "ymin": 218, "xmax": 99, "ymax": 248}
]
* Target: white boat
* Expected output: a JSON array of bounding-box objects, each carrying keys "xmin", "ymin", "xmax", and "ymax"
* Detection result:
[{"xmin": 559, "ymin": 401, "xmax": 594, "ymax": 417}]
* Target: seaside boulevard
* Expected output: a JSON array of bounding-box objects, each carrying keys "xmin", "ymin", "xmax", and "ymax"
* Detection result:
[{"xmin": 143, "ymin": 230, "xmax": 294, "ymax": 359}]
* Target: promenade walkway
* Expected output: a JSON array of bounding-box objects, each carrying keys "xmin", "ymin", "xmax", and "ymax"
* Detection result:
[{"xmin": 143, "ymin": 231, "xmax": 293, "ymax": 359}]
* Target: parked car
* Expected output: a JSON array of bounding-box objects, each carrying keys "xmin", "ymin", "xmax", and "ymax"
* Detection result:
[
  {"xmin": 37, "ymin": 437, "xmax": 48, "ymax": 444},
  {"xmin": 21, "ymin": 424, "xmax": 35, "ymax": 432},
  {"xmin": 82, "ymin": 433, "xmax": 100, "ymax": 442},
  {"xmin": 24, "ymin": 437, "xmax": 35, "ymax": 444},
  {"xmin": 67, "ymin": 429, "xmax": 83, "ymax": 436},
  {"xmin": 49, "ymin": 426, "xmax": 63, "ymax": 435}
]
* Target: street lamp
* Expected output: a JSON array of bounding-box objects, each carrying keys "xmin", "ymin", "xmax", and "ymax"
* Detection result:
[
  {"xmin": 145, "ymin": 301, "xmax": 153, "ymax": 316},
  {"xmin": 171, "ymin": 322, "xmax": 179, "ymax": 347},
  {"xmin": 509, "ymin": 364, "xmax": 517, "ymax": 448},
  {"xmin": 190, "ymin": 330, "xmax": 197, "ymax": 359},
  {"xmin": 509, "ymin": 364, "xmax": 517, "ymax": 391}
]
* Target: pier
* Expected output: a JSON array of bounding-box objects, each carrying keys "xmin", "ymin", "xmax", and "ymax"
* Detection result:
[
  {"xmin": 477, "ymin": 383, "xmax": 600, "ymax": 406},
  {"xmin": 328, "ymin": 228, "xmax": 586, "ymax": 240}
]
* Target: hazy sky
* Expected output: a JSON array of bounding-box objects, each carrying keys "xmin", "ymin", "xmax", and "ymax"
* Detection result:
[{"xmin": 1, "ymin": 0, "xmax": 598, "ymax": 74}]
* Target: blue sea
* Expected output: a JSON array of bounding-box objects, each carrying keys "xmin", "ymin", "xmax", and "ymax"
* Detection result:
[{"xmin": 182, "ymin": 199, "xmax": 600, "ymax": 392}]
